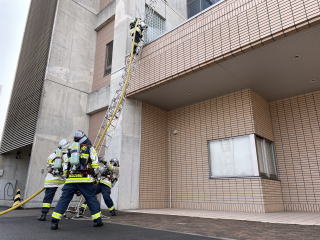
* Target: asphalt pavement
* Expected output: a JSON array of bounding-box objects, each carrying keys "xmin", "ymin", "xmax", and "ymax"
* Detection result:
[
  {"xmin": 2, "ymin": 209, "xmax": 320, "ymax": 240},
  {"xmin": 0, "ymin": 214, "xmax": 220, "ymax": 240}
]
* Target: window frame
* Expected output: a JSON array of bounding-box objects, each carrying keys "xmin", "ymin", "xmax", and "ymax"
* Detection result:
[
  {"xmin": 208, "ymin": 134, "xmax": 260, "ymax": 179},
  {"xmin": 145, "ymin": 4, "xmax": 166, "ymax": 43},
  {"xmin": 104, "ymin": 40, "xmax": 113, "ymax": 76},
  {"xmin": 208, "ymin": 134, "xmax": 278, "ymax": 180},
  {"xmin": 187, "ymin": 0, "xmax": 223, "ymax": 18},
  {"xmin": 255, "ymin": 136, "xmax": 278, "ymax": 180}
]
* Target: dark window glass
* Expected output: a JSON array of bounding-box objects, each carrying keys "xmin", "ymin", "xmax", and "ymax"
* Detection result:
[
  {"xmin": 187, "ymin": 0, "xmax": 222, "ymax": 18},
  {"xmin": 187, "ymin": 0, "xmax": 200, "ymax": 18},
  {"xmin": 202, "ymin": 0, "xmax": 212, "ymax": 9},
  {"xmin": 104, "ymin": 41, "xmax": 113, "ymax": 76}
]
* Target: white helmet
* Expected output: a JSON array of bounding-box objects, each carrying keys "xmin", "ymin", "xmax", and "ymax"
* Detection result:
[
  {"xmin": 74, "ymin": 130, "xmax": 87, "ymax": 144},
  {"xmin": 48, "ymin": 153, "xmax": 57, "ymax": 161},
  {"xmin": 58, "ymin": 139, "xmax": 69, "ymax": 150},
  {"xmin": 140, "ymin": 20, "xmax": 148, "ymax": 29},
  {"xmin": 130, "ymin": 17, "xmax": 137, "ymax": 24}
]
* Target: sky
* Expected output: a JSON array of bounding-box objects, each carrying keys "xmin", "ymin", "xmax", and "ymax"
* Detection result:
[{"xmin": 0, "ymin": 0, "xmax": 31, "ymax": 140}]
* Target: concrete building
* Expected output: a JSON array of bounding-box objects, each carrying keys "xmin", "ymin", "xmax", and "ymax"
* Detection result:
[
  {"xmin": 1, "ymin": 0, "xmax": 320, "ymax": 214},
  {"xmin": 0, "ymin": 0, "xmax": 186, "ymax": 208}
]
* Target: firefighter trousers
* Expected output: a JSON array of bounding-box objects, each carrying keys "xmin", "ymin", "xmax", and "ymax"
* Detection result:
[
  {"xmin": 97, "ymin": 184, "xmax": 114, "ymax": 210},
  {"xmin": 84, "ymin": 183, "xmax": 114, "ymax": 210},
  {"xmin": 52, "ymin": 183, "xmax": 101, "ymax": 221},
  {"xmin": 41, "ymin": 187, "xmax": 58, "ymax": 213}
]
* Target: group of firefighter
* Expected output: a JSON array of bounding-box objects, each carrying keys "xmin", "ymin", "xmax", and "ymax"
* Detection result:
[
  {"xmin": 37, "ymin": 17, "xmax": 147, "ymax": 231},
  {"xmin": 39, "ymin": 130, "xmax": 119, "ymax": 230}
]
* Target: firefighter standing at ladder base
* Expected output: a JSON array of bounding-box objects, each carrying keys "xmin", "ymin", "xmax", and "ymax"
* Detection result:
[
  {"xmin": 50, "ymin": 131, "xmax": 103, "ymax": 230},
  {"xmin": 129, "ymin": 17, "xmax": 147, "ymax": 55},
  {"xmin": 80, "ymin": 158, "xmax": 120, "ymax": 216},
  {"xmin": 98, "ymin": 158, "xmax": 120, "ymax": 215},
  {"xmin": 38, "ymin": 139, "xmax": 69, "ymax": 221}
]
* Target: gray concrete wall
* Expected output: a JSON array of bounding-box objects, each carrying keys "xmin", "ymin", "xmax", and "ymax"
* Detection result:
[
  {"xmin": 24, "ymin": 0, "xmax": 98, "ymax": 207},
  {"xmin": 74, "ymin": 0, "xmax": 100, "ymax": 13},
  {"xmin": 167, "ymin": 0, "xmax": 187, "ymax": 18},
  {"xmin": 87, "ymin": 85, "xmax": 110, "ymax": 114},
  {"xmin": 96, "ymin": 0, "xmax": 116, "ymax": 30},
  {"xmin": 0, "ymin": 146, "xmax": 31, "ymax": 206},
  {"xmin": 106, "ymin": 0, "xmax": 145, "ymax": 210},
  {"xmin": 165, "ymin": 0, "xmax": 187, "ymax": 31},
  {"xmin": 17, "ymin": 0, "xmax": 187, "ymax": 209},
  {"xmin": 146, "ymin": 0, "xmax": 187, "ymax": 34}
]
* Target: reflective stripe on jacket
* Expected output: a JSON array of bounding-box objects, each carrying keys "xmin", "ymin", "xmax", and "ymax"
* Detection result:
[
  {"xmin": 44, "ymin": 173, "xmax": 65, "ymax": 188},
  {"xmin": 64, "ymin": 145, "xmax": 99, "ymax": 184},
  {"xmin": 65, "ymin": 176, "xmax": 94, "ymax": 184},
  {"xmin": 99, "ymin": 178, "xmax": 112, "ymax": 188},
  {"xmin": 44, "ymin": 151, "xmax": 68, "ymax": 188}
]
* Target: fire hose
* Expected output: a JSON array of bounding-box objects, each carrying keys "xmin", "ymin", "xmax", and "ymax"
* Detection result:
[{"xmin": 0, "ymin": 188, "xmax": 45, "ymax": 216}]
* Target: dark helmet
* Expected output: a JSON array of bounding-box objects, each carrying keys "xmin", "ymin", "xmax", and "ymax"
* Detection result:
[{"xmin": 74, "ymin": 130, "xmax": 88, "ymax": 144}]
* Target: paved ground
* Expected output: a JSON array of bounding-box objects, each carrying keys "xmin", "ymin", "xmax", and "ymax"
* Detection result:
[
  {"xmin": 1, "ymin": 209, "xmax": 320, "ymax": 240},
  {"xmin": 0, "ymin": 216, "xmax": 217, "ymax": 240},
  {"xmin": 128, "ymin": 208, "xmax": 320, "ymax": 225},
  {"xmin": 0, "ymin": 209, "xmax": 219, "ymax": 240},
  {"xmin": 108, "ymin": 211, "xmax": 320, "ymax": 240}
]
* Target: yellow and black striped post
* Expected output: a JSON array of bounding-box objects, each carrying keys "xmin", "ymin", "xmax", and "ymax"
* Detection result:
[{"xmin": 12, "ymin": 189, "xmax": 22, "ymax": 208}]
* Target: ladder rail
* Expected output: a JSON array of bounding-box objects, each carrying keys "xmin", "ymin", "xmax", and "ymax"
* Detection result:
[
  {"xmin": 67, "ymin": 1, "xmax": 159, "ymax": 217},
  {"xmin": 65, "ymin": 19, "xmax": 145, "ymax": 218},
  {"xmin": 93, "ymin": 20, "xmax": 139, "ymax": 153}
]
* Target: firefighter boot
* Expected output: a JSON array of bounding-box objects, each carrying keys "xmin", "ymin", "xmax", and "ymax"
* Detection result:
[
  {"xmin": 93, "ymin": 217, "xmax": 103, "ymax": 227},
  {"xmin": 110, "ymin": 209, "xmax": 117, "ymax": 216},
  {"xmin": 50, "ymin": 219, "xmax": 59, "ymax": 230},
  {"xmin": 38, "ymin": 213, "xmax": 47, "ymax": 221}
]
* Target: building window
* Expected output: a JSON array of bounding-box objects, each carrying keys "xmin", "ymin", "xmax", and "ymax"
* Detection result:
[
  {"xmin": 145, "ymin": 5, "xmax": 166, "ymax": 43},
  {"xmin": 104, "ymin": 41, "xmax": 113, "ymax": 76},
  {"xmin": 255, "ymin": 136, "xmax": 278, "ymax": 179},
  {"xmin": 208, "ymin": 134, "xmax": 277, "ymax": 179},
  {"xmin": 187, "ymin": 0, "xmax": 223, "ymax": 18}
]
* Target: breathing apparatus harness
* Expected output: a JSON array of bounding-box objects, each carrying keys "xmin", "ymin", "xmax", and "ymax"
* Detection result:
[
  {"xmin": 51, "ymin": 149, "xmax": 63, "ymax": 176},
  {"xmin": 98, "ymin": 159, "xmax": 119, "ymax": 186},
  {"xmin": 68, "ymin": 139, "xmax": 94, "ymax": 177}
]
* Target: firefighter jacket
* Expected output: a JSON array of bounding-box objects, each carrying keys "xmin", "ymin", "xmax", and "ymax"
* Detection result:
[
  {"xmin": 63, "ymin": 141, "xmax": 99, "ymax": 184},
  {"xmin": 130, "ymin": 24, "xmax": 143, "ymax": 47},
  {"xmin": 44, "ymin": 150, "xmax": 67, "ymax": 188},
  {"xmin": 99, "ymin": 164, "xmax": 119, "ymax": 188}
]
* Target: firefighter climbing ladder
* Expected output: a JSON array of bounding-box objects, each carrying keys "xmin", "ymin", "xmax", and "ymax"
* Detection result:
[
  {"xmin": 68, "ymin": 4, "xmax": 159, "ymax": 218},
  {"xmin": 0, "ymin": 1, "xmax": 158, "ymax": 217},
  {"xmin": 94, "ymin": 0, "xmax": 158, "ymax": 157}
]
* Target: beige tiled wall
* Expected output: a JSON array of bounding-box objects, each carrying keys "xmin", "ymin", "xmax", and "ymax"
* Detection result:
[
  {"xmin": 169, "ymin": 89, "xmax": 269, "ymax": 213},
  {"xmin": 252, "ymin": 92, "xmax": 284, "ymax": 212},
  {"xmin": 140, "ymin": 103, "xmax": 169, "ymax": 208},
  {"xmin": 261, "ymin": 179, "xmax": 284, "ymax": 212},
  {"xmin": 140, "ymin": 89, "xmax": 320, "ymax": 213},
  {"xmin": 270, "ymin": 90, "xmax": 320, "ymax": 212},
  {"xmin": 140, "ymin": 89, "xmax": 284, "ymax": 213},
  {"xmin": 252, "ymin": 91, "xmax": 274, "ymax": 141},
  {"xmin": 88, "ymin": 109, "xmax": 106, "ymax": 145},
  {"xmin": 92, "ymin": 19, "xmax": 114, "ymax": 91},
  {"xmin": 128, "ymin": 0, "xmax": 320, "ymax": 95}
]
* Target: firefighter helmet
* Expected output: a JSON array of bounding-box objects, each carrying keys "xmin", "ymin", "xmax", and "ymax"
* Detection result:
[
  {"xmin": 110, "ymin": 158, "xmax": 119, "ymax": 167},
  {"xmin": 74, "ymin": 130, "xmax": 87, "ymax": 144},
  {"xmin": 58, "ymin": 139, "xmax": 69, "ymax": 150}
]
